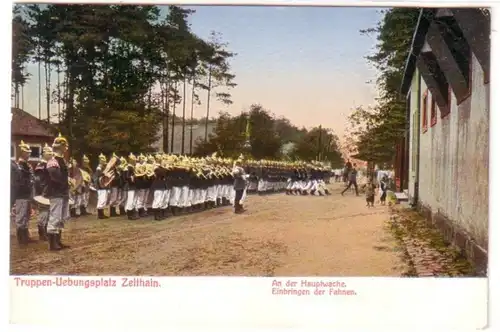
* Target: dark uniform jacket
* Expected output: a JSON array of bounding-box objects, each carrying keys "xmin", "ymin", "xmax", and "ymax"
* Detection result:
[{"xmin": 46, "ymin": 156, "xmax": 69, "ymax": 198}]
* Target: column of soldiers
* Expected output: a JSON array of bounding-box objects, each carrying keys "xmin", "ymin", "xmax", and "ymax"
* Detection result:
[{"xmin": 11, "ymin": 135, "xmax": 332, "ymax": 250}]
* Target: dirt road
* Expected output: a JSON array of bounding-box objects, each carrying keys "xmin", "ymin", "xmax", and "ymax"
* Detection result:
[{"xmin": 10, "ymin": 183, "xmax": 404, "ymax": 276}]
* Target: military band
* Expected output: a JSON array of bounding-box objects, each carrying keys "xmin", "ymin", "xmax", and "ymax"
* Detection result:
[{"xmin": 11, "ymin": 136, "xmax": 333, "ymax": 250}]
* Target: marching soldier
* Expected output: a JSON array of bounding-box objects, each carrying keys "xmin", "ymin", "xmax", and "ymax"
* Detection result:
[
  {"xmin": 124, "ymin": 153, "xmax": 139, "ymax": 220},
  {"xmin": 34, "ymin": 143, "xmax": 52, "ymax": 241},
  {"xmin": 135, "ymin": 153, "xmax": 148, "ymax": 217},
  {"xmin": 117, "ymin": 156, "xmax": 128, "ymax": 216},
  {"xmin": 68, "ymin": 158, "xmax": 83, "ymax": 218},
  {"xmin": 108, "ymin": 153, "xmax": 122, "ymax": 217},
  {"xmin": 151, "ymin": 155, "xmax": 166, "ymax": 220},
  {"xmin": 79, "ymin": 155, "xmax": 92, "ymax": 216},
  {"xmin": 46, "ymin": 133, "xmax": 71, "ymax": 251},
  {"xmin": 94, "ymin": 153, "xmax": 109, "ymax": 219},
  {"xmin": 14, "ymin": 140, "xmax": 35, "ymax": 245}
]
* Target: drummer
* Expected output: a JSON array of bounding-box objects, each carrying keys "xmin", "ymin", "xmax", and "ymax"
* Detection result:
[
  {"xmin": 33, "ymin": 143, "xmax": 53, "ymax": 241},
  {"xmin": 14, "ymin": 140, "xmax": 35, "ymax": 246},
  {"xmin": 46, "ymin": 133, "xmax": 71, "ymax": 251}
]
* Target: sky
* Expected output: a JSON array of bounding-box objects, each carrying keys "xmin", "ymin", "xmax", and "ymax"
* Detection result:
[{"xmin": 17, "ymin": 5, "xmax": 383, "ymax": 141}]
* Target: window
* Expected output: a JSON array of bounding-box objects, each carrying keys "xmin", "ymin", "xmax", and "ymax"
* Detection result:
[
  {"xmin": 422, "ymin": 90, "xmax": 428, "ymax": 133},
  {"xmin": 28, "ymin": 144, "xmax": 42, "ymax": 161},
  {"xmin": 10, "ymin": 143, "xmax": 15, "ymax": 160},
  {"xmin": 430, "ymin": 95, "xmax": 437, "ymax": 127}
]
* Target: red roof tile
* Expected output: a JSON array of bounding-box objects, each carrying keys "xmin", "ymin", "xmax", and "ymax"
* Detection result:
[{"xmin": 11, "ymin": 108, "xmax": 55, "ymax": 138}]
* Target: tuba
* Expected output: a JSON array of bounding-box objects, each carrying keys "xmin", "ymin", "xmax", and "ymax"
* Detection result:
[
  {"xmin": 134, "ymin": 163, "xmax": 147, "ymax": 178},
  {"xmin": 99, "ymin": 156, "xmax": 118, "ymax": 188},
  {"xmin": 145, "ymin": 163, "xmax": 155, "ymax": 178}
]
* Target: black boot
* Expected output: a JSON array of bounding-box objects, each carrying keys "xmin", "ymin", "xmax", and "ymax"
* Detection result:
[
  {"xmin": 154, "ymin": 209, "xmax": 162, "ymax": 221},
  {"xmin": 16, "ymin": 228, "xmax": 25, "ymax": 246},
  {"xmin": 80, "ymin": 206, "xmax": 90, "ymax": 216},
  {"xmin": 171, "ymin": 207, "xmax": 178, "ymax": 216},
  {"xmin": 310, "ymin": 189, "xmax": 316, "ymax": 196},
  {"xmin": 325, "ymin": 189, "xmax": 331, "ymax": 195},
  {"xmin": 161, "ymin": 209, "xmax": 167, "ymax": 220},
  {"xmin": 119, "ymin": 206, "xmax": 126, "ymax": 216},
  {"xmin": 70, "ymin": 208, "xmax": 77, "ymax": 218},
  {"xmin": 110, "ymin": 207, "xmax": 118, "ymax": 217},
  {"xmin": 97, "ymin": 209, "xmax": 108, "ymax": 219},
  {"xmin": 138, "ymin": 208, "xmax": 146, "ymax": 218},
  {"xmin": 48, "ymin": 233, "xmax": 62, "ymax": 251},
  {"xmin": 57, "ymin": 230, "xmax": 70, "ymax": 249},
  {"xmin": 38, "ymin": 225, "xmax": 48, "ymax": 241},
  {"xmin": 127, "ymin": 210, "xmax": 139, "ymax": 220}
]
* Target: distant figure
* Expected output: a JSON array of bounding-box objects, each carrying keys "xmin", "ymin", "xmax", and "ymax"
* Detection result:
[
  {"xmin": 232, "ymin": 160, "xmax": 247, "ymax": 214},
  {"xmin": 365, "ymin": 180, "xmax": 376, "ymax": 207},
  {"xmin": 341, "ymin": 164, "xmax": 359, "ymax": 196},
  {"xmin": 343, "ymin": 160, "xmax": 352, "ymax": 183},
  {"xmin": 379, "ymin": 175, "xmax": 388, "ymax": 205}
]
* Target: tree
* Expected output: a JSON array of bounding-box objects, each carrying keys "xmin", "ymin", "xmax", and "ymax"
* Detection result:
[
  {"xmin": 12, "ymin": 5, "xmax": 33, "ymax": 108},
  {"xmin": 346, "ymin": 8, "xmax": 421, "ymax": 166},
  {"xmin": 292, "ymin": 126, "xmax": 343, "ymax": 167},
  {"xmin": 199, "ymin": 31, "xmax": 237, "ymax": 142},
  {"xmin": 193, "ymin": 104, "xmax": 340, "ymax": 163},
  {"xmin": 12, "ymin": 4, "xmax": 237, "ymax": 162}
]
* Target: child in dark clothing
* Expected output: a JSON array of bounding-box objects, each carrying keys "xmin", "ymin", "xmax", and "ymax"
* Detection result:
[
  {"xmin": 365, "ymin": 180, "xmax": 376, "ymax": 207},
  {"xmin": 379, "ymin": 177, "xmax": 388, "ymax": 205}
]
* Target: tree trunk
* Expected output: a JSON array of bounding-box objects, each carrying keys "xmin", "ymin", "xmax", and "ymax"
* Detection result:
[
  {"xmin": 170, "ymin": 82, "xmax": 177, "ymax": 154},
  {"xmin": 38, "ymin": 58, "xmax": 41, "ymax": 119},
  {"xmin": 44, "ymin": 60, "xmax": 51, "ymax": 123},
  {"xmin": 57, "ymin": 63, "xmax": 61, "ymax": 121},
  {"xmin": 189, "ymin": 76, "xmax": 196, "ymax": 155},
  {"xmin": 204, "ymin": 67, "xmax": 212, "ymax": 142},
  {"xmin": 181, "ymin": 73, "xmax": 187, "ymax": 155},
  {"xmin": 21, "ymin": 83, "xmax": 24, "ymax": 110},
  {"xmin": 164, "ymin": 71, "xmax": 170, "ymax": 153}
]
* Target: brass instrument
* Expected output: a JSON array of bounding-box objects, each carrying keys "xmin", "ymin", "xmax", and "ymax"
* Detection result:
[
  {"xmin": 134, "ymin": 163, "xmax": 147, "ymax": 177},
  {"xmin": 145, "ymin": 163, "xmax": 155, "ymax": 178},
  {"xmin": 81, "ymin": 169, "xmax": 91, "ymax": 183},
  {"xmin": 80, "ymin": 168, "xmax": 96, "ymax": 191},
  {"xmin": 99, "ymin": 156, "xmax": 118, "ymax": 188}
]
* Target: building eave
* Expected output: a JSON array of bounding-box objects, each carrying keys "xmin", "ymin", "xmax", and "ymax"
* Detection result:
[{"xmin": 400, "ymin": 8, "xmax": 437, "ymax": 95}]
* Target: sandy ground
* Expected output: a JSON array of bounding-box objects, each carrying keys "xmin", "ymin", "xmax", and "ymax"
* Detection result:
[{"xmin": 10, "ymin": 183, "xmax": 404, "ymax": 276}]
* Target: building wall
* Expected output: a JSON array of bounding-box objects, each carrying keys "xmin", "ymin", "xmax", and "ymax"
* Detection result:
[
  {"xmin": 415, "ymin": 51, "xmax": 489, "ymax": 249},
  {"xmin": 408, "ymin": 68, "xmax": 421, "ymax": 201}
]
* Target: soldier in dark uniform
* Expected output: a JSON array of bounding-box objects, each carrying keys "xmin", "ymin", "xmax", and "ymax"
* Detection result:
[
  {"xmin": 46, "ymin": 133, "xmax": 71, "ymax": 251},
  {"xmin": 117, "ymin": 156, "xmax": 128, "ymax": 216},
  {"xmin": 94, "ymin": 153, "xmax": 109, "ymax": 219},
  {"xmin": 13, "ymin": 140, "xmax": 35, "ymax": 246},
  {"xmin": 108, "ymin": 153, "xmax": 122, "ymax": 218},
  {"xmin": 79, "ymin": 155, "xmax": 92, "ymax": 216},
  {"xmin": 33, "ymin": 143, "xmax": 53, "ymax": 241},
  {"xmin": 151, "ymin": 160, "xmax": 166, "ymax": 220},
  {"xmin": 124, "ymin": 153, "xmax": 139, "ymax": 220}
]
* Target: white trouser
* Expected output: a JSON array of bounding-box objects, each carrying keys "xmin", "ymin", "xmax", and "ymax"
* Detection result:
[{"xmin": 96, "ymin": 190, "xmax": 109, "ymax": 209}]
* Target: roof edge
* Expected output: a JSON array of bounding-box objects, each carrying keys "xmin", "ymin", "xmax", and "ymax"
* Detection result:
[{"xmin": 400, "ymin": 8, "xmax": 437, "ymax": 95}]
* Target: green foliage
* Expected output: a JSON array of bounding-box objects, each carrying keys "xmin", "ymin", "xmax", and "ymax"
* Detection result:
[
  {"xmin": 292, "ymin": 126, "xmax": 343, "ymax": 167},
  {"xmin": 346, "ymin": 8, "xmax": 421, "ymax": 164},
  {"xmin": 194, "ymin": 105, "xmax": 343, "ymax": 164},
  {"xmin": 12, "ymin": 4, "xmax": 236, "ymax": 159}
]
